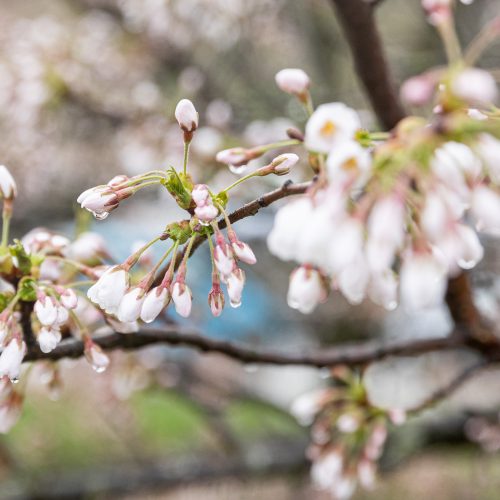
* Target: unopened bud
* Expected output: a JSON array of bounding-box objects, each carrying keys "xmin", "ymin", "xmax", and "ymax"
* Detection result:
[
  {"xmin": 0, "ymin": 165, "xmax": 17, "ymax": 201},
  {"xmin": 175, "ymin": 99, "xmax": 198, "ymax": 135},
  {"xmin": 275, "ymin": 68, "xmax": 310, "ymax": 97}
]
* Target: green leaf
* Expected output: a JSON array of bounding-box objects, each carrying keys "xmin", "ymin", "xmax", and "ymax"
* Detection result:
[
  {"xmin": 18, "ymin": 277, "xmax": 37, "ymax": 302},
  {"xmin": 162, "ymin": 168, "xmax": 193, "ymax": 210},
  {"xmin": 0, "ymin": 293, "xmax": 11, "ymax": 313},
  {"xmin": 9, "ymin": 240, "xmax": 31, "ymax": 275},
  {"xmin": 163, "ymin": 221, "xmax": 192, "ymax": 244}
]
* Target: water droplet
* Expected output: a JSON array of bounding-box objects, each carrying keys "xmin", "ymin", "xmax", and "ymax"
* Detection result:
[
  {"xmin": 10, "ymin": 377, "xmax": 19, "ymax": 384},
  {"xmin": 230, "ymin": 300, "xmax": 242, "ymax": 308},
  {"xmin": 93, "ymin": 211, "xmax": 109, "ymax": 220},
  {"xmin": 384, "ymin": 300, "xmax": 398, "ymax": 311},
  {"xmin": 49, "ymin": 387, "xmax": 61, "ymax": 401},
  {"xmin": 319, "ymin": 367, "xmax": 331, "ymax": 379},
  {"xmin": 92, "ymin": 364, "xmax": 107, "ymax": 374},
  {"xmin": 229, "ymin": 165, "xmax": 248, "ymax": 175},
  {"xmin": 458, "ymin": 258, "xmax": 477, "ymax": 270}
]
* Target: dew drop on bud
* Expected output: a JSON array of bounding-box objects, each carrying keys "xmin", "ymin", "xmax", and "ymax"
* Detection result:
[
  {"xmin": 229, "ymin": 165, "xmax": 248, "ymax": 175},
  {"xmin": 10, "ymin": 377, "xmax": 19, "ymax": 384},
  {"xmin": 458, "ymin": 258, "xmax": 478, "ymax": 270},
  {"xmin": 94, "ymin": 211, "xmax": 110, "ymax": 221},
  {"xmin": 92, "ymin": 363, "xmax": 107, "ymax": 374},
  {"xmin": 230, "ymin": 300, "xmax": 242, "ymax": 308},
  {"xmin": 384, "ymin": 300, "xmax": 398, "ymax": 311}
]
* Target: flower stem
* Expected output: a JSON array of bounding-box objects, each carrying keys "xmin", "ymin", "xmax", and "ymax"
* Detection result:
[
  {"xmin": 1, "ymin": 211, "xmax": 10, "ymax": 247},
  {"xmin": 465, "ymin": 17, "xmax": 500, "ymax": 65},
  {"xmin": 183, "ymin": 141, "xmax": 191, "ymax": 176},
  {"xmin": 160, "ymin": 241, "xmax": 180, "ymax": 288},
  {"xmin": 436, "ymin": 17, "xmax": 463, "ymax": 64},
  {"xmin": 125, "ymin": 235, "xmax": 162, "ymax": 269},
  {"xmin": 254, "ymin": 139, "xmax": 301, "ymax": 155},
  {"xmin": 220, "ymin": 171, "xmax": 261, "ymax": 194}
]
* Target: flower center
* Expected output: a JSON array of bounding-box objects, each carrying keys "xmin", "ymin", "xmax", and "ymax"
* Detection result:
[
  {"xmin": 342, "ymin": 157, "xmax": 358, "ymax": 171},
  {"xmin": 320, "ymin": 120, "xmax": 337, "ymax": 137}
]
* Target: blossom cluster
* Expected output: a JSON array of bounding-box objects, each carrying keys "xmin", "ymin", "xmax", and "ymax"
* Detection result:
[
  {"xmin": 0, "ymin": 165, "xmax": 127, "ymax": 431},
  {"xmin": 78, "ymin": 98, "xmax": 297, "ymax": 324},
  {"xmin": 291, "ymin": 368, "xmax": 404, "ymax": 499},
  {"xmin": 266, "ymin": 65, "xmax": 500, "ymax": 314}
]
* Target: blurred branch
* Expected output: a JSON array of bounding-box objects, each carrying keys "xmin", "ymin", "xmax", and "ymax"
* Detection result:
[
  {"xmin": 409, "ymin": 360, "xmax": 492, "ymax": 415},
  {"xmin": 7, "ymin": 439, "xmax": 307, "ymax": 499},
  {"xmin": 25, "ymin": 325, "xmax": 490, "ymax": 367},
  {"xmin": 329, "ymin": 0, "xmax": 405, "ymax": 129}
]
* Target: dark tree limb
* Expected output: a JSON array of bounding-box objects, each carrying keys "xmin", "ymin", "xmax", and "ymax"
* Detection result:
[
  {"xmin": 329, "ymin": 0, "xmax": 405, "ymax": 130},
  {"xmin": 24, "ymin": 326, "xmax": 486, "ymax": 368}
]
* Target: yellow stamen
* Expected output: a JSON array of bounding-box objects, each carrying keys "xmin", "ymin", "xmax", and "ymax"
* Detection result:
[{"xmin": 320, "ymin": 120, "xmax": 337, "ymax": 137}]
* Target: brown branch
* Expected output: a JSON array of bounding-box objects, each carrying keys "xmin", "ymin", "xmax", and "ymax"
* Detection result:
[
  {"xmin": 25, "ymin": 326, "xmax": 475, "ymax": 367},
  {"xmin": 153, "ymin": 180, "xmax": 312, "ymax": 286},
  {"xmin": 329, "ymin": 0, "xmax": 405, "ymax": 130}
]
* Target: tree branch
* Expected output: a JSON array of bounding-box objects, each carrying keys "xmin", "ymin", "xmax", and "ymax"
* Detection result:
[
  {"xmin": 153, "ymin": 180, "xmax": 312, "ymax": 286},
  {"xmin": 25, "ymin": 326, "xmax": 475, "ymax": 367},
  {"xmin": 329, "ymin": 0, "xmax": 405, "ymax": 130}
]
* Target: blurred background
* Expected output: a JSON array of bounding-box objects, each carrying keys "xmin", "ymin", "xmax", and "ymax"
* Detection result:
[{"xmin": 1, "ymin": 0, "xmax": 500, "ymax": 498}]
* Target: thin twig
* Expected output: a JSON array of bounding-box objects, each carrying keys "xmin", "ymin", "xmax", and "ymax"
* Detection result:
[
  {"xmin": 409, "ymin": 360, "xmax": 492, "ymax": 414},
  {"xmin": 25, "ymin": 326, "xmax": 472, "ymax": 367}
]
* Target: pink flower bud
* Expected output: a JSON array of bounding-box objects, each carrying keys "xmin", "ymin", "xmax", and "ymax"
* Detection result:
[
  {"xmin": 140, "ymin": 286, "xmax": 171, "ymax": 323},
  {"xmin": 208, "ymin": 287, "xmax": 225, "ymax": 317},
  {"xmin": 84, "ymin": 339, "xmax": 110, "ymax": 373},
  {"xmin": 38, "ymin": 327, "xmax": 62, "ymax": 354},
  {"xmin": 215, "ymin": 148, "xmax": 248, "ymax": 167},
  {"xmin": 231, "ymin": 240, "xmax": 256, "ymax": 265},
  {"xmin": 214, "ymin": 240, "xmax": 235, "ymax": 278},
  {"xmin": 117, "ymin": 287, "xmax": 146, "ymax": 323},
  {"xmin": 171, "ymin": 281, "xmax": 192, "ymax": 318},
  {"xmin": 191, "ymin": 184, "xmax": 210, "ymax": 207},
  {"xmin": 59, "ymin": 288, "xmax": 78, "ymax": 309},
  {"xmin": 0, "ymin": 165, "xmax": 17, "ymax": 200},
  {"xmin": 287, "ymin": 266, "xmax": 326, "ymax": 314},
  {"xmin": 87, "ymin": 266, "xmax": 130, "ymax": 315},
  {"xmin": 452, "ymin": 68, "xmax": 498, "ymax": 106},
  {"xmin": 0, "ymin": 338, "xmax": 26, "ymax": 382},
  {"xmin": 34, "ymin": 295, "xmax": 58, "ymax": 326},
  {"xmin": 226, "ymin": 268, "xmax": 245, "ymax": 308},
  {"xmin": 194, "ymin": 204, "xmax": 218, "ymax": 222},
  {"xmin": 400, "ymin": 74, "xmax": 436, "ymax": 106},
  {"xmin": 175, "ymin": 98, "xmax": 198, "ymax": 133},
  {"xmin": 270, "ymin": 153, "xmax": 299, "ymax": 175},
  {"xmin": 275, "ymin": 68, "xmax": 310, "ymax": 96},
  {"xmin": 107, "ymin": 175, "xmax": 129, "ymax": 187},
  {"xmin": 78, "ymin": 186, "xmax": 118, "ymax": 220}
]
